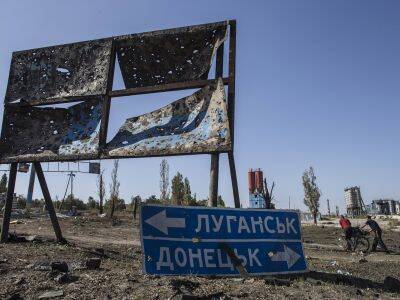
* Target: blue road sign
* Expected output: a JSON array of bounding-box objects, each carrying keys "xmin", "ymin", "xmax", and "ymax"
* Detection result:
[{"xmin": 140, "ymin": 205, "xmax": 308, "ymax": 276}]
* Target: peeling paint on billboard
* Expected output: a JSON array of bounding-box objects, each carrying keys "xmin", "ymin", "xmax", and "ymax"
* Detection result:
[
  {"xmin": 0, "ymin": 99, "xmax": 102, "ymax": 162},
  {"xmin": 5, "ymin": 40, "xmax": 112, "ymax": 105},
  {"xmin": 106, "ymin": 78, "xmax": 231, "ymax": 157},
  {"xmin": 115, "ymin": 22, "xmax": 227, "ymax": 88}
]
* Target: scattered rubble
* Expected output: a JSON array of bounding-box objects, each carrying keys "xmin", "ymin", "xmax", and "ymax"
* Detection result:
[{"xmin": 0, "ymin": 213, "xmax": 399, "ymax": 299}]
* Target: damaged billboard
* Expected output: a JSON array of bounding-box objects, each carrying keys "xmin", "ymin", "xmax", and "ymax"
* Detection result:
[{"xmin": 0, "ymin": 21, "xmax": 234, "ymax": 163}]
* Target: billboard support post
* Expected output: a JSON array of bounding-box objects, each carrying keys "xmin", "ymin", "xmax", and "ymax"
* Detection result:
[{"xmin": 0, "ymin": 163, "xmax": 18, "ymax": 242}]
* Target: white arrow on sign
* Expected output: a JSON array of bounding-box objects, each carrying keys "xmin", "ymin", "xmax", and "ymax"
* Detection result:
[
  {"xmin": 145, "ymin": 209, "xmax": 186, "ymax": 235},
  {"xmin": 270, "ymin": 245, "xmax": 301, "ymax": 269}
]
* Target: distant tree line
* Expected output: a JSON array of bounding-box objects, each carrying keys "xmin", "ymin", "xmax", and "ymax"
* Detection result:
[{"xmin": 0, "ymin": 158, "xmax": 225, "ymax": 216}]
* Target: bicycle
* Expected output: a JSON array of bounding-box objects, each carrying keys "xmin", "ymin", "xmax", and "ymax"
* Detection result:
[{"xmin": 340, "ymin": 226, "xmax": 370, "ymax": 252}]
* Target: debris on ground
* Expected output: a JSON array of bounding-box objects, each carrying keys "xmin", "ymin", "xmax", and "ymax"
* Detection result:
[
  {"xmin": 337, "ymin": 270, "xmax": 351, "ymax": 276},
  {"xmin": 51, "ymin": 261, "xmax": 69, "ymax": 273},
  {"xmin": 38, "ymin": 290, "xmax": 64, "ymax": 299},
  {"xmin": 264, "ymin": 277, "xmax": 292, "ymax": 286},
  {"xmin": 0, "ymin": 213, "xmax": 399, "ymax": 299},
  {"xmin": 85, "ymin": 257, "xmax": 101, "ymax": 269},
  {"xmin": 54, "ymin": 273, "xmax": 78, "ymax": 284},
  {"xmin": 10, "ymin": 220, "xmax": 23, "ymax": 224},
  {"xmin": 383, "ymin": 276, "xmax": 400, "ymax": 292}
]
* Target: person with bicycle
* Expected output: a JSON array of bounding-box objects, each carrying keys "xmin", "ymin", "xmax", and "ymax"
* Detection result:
[
  {"xmin": 339, "ymin": 215, "xmax": 353, "ymax": 251},
  {"xmin": 361, "ymin": 215, "xmax": 390, "ymax": 253}
]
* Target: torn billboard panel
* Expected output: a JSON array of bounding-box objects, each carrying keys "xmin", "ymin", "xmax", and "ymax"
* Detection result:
[
  {"xmin": 115, "ymin": 22, "xmax": 227, "ymax": 89},
  {"xmin": 0, "ymin": 99, "xmax": 102, "ymax": 163},
  {"xmin": 106, "ymin": 78, "xmax": 231, "ymax": 157},
  {"xmin": 5, "ymin": 39, "xmax": 112, "ymax": 105}
]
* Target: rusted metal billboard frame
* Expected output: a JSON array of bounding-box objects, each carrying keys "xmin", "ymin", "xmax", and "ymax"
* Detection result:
[{"xmin": 0, "ymin": 20, "xmax": 239, "ymax": 244}]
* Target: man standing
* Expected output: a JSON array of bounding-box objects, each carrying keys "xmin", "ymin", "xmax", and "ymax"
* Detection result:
[
  {"xmin": 339, "ymin": 215, "xmax": 352, "ymax": 251},
  {"xmin": 362, "ymin": 215, "xmax": 390, "ymax": 253}
]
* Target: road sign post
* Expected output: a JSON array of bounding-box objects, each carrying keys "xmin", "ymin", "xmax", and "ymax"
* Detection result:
[{"xmin": 140, "ymin": 205, "xmax": 308, "ymax": 276}]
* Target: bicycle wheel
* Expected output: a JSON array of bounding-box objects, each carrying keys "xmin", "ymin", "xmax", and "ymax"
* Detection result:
[{"xmin": 356, "ymin": 237, "xmax": 370, "ymax": 252}]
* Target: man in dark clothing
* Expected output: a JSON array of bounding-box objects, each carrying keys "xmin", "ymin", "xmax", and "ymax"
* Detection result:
[
  {"xmin": 362, "ymin": 215, "xmax": 390, "ymax": 253},
  {"xmin": 339, "ymin": 215, "xmax": 353, "ymax": 251}
]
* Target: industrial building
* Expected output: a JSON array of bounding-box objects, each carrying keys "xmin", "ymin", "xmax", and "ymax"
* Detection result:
[
  {"xmin": 344, "ymin": 186, "xmax": 366, "ymax": 217},
  {"xmin": 367, "ymin": 199, "xmax": 400, "ymax": 215},
  {"xmin": 248, "ymin": 169, "xmax": 266, "ymax": 208}
]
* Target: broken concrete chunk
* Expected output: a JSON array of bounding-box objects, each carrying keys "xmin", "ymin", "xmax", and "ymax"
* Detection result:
[
  {"xmin": 86, "ymin": 257, "xmax": 101, "ymax": 269},
  {"xmin": 54, "ymin": 273, "xmax": 78, "ymax": 284},
  {"xmin": 14, "ymin": 277, "xmax": 26, "ymax": 285},
  {"xmin": 51, "ymin": 261, "xmax": 69, "ymax": 273},
  {"xmin": 383, "ymin": 276, "xmax": 400, "ymax": 292},
  {"xmin": 38, "ymin": 290, "xmax": 64, "ymax": 299},
  {"xmin": 6, "ymin": 293, "xmax": 24, "ymax": 300}
]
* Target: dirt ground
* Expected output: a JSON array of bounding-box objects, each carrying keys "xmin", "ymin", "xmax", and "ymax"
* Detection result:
[{"xmin": 1, "ymin": 212, "xmax": 400, "ymax": 299}]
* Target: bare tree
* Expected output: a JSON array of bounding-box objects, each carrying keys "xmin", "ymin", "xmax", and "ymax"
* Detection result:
[
  {"xmin": 97, "ymin": 170, "xmax": 105, "ymax": 214},
  {"xmin": 159, "ymin": 159, "xmax": 170, "ymax": 204},
  {"xmin": 109, "ymin": 160, "xmax": 120, "ymax": 218},
  {"xmin": 302, "ymin": 166, "xmax": 321, "ymax": 225},
  {"xmin": 262, "ymin": 178, "xmax": 275, "ymax": 209},
  {"xmin": 131, "ymin": 195, "xmax": 141, "ymax": 220}
]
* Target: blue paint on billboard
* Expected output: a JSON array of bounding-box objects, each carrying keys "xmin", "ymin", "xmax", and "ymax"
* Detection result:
[{"xmin": 140, "ymin": 205, "xmax": 308, "ymax": 276}]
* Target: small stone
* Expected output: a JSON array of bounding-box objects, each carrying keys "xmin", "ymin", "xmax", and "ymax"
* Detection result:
[
  {"xmin": 14, "ymin": 277, "xmax": 26, "ymax": 285},
  {"xmin": 86, "ymin": 257, "xmax": 101, "ymax": 269},
  {"xmin": 7, "ymin": 293, "xmax": 23, "ymax": 300},
  {"xmin": 306, "ymin": 278, "xmax": 322, "ymax": 285},
  {"xmin": 383, "ymin": 276, "xmax": 400, "ymax": 292},
  {"xmin": 51, "ymin": 261, "xmax": 69, "ymax": 273},
  {"xmin": 38, "ymin": 290, "xmax": 64, "ymax": 299},
  {"xmin": 25, "ymin": 235, "xmax": 40, "ymax": 242},
  {"xmin": 358, "ymin": 258, "xmax": 367, "ymax": 263},
  {"xmin": 55, "ymin": 273, "xmax": 69, "ymax": 284},
  {"xmin": 264, "ymin": 278, "xmax": 291, "ymax": 286},
  {"xmin": 245, "ymin": 278, "xmax": 255, "ymax": 284}
]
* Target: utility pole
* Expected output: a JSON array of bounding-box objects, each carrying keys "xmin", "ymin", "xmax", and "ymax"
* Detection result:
[
  {"xmin": 26, "ymin": 164, "xmax": 36, "ymax": 211},
  {"xmin": 70, "ymin": 172, "xmax": 74, "ymax": 199},
  {"xmin": 327, "ymin": 198, "xmax": 331, "ymax": 216},
  {"xmin": 288, "ymin": 196, "xmax": 291, "ymax": 210}
]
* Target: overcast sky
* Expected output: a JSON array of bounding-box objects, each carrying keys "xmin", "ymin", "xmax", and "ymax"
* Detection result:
[{"xmin": 1, "ymin": 0, "xmax": 399, "ymax": 213}]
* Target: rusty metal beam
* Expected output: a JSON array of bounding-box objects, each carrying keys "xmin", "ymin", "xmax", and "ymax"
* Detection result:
[
  {"xmin": 228, "ymin": 152, "xmax": 241, "ymax": 209},
  {"xmin": 109, "ymin": 77, "xmax": 230, "ymax": 98},
  {"xmin": 227, "ymin": 20, "xmax": 241, "ymax": 208},
  {"xmin": 99, "ymin": 41, "xmax": 117, "ymax": 151},
  {"xmin": 0, "ymin": 163, "xmax": 18, "ymax": 243},
  {"xmin": 227, "ymin": 20, "xmax": 236, "ymax": 148},
  {"xmin": 34, "ymin": 162, "xmax": 66, "ymax": 243},
  {"xmin": 208, "ymin": 43, "xmax": 224, "ymax": 207},
  {"xmin": 209, "ymin": 153, "xmax": 219, "ymax": 207}
]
